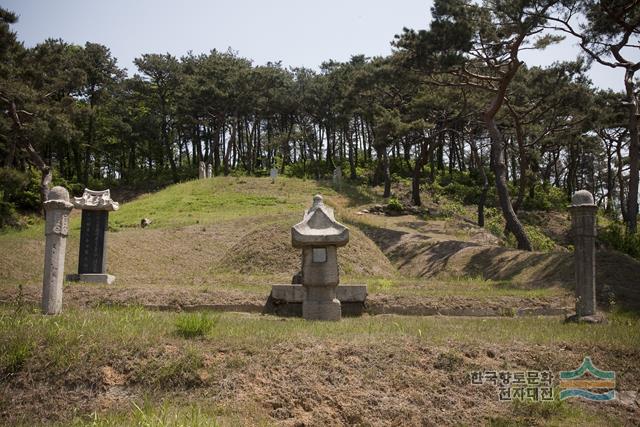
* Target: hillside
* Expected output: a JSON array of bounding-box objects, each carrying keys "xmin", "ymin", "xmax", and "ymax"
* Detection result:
[
  {"xmin": 1, "ymin": 177, "xmax": 640, "ymax": 425},
  {"xmin": 1, "ymin": 176, "xmax": 639, "ymax": 312}
]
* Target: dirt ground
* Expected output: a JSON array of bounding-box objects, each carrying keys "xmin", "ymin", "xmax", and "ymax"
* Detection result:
[
  {"xmin": 0, "ymin": 282, "xmax": 573, "ymax": 318},
  {"xmin": 1, "ymin": 326, "xmax": 638, "ymax": 426},
  {"xmin": 355, "ymin": 213, "xmax": 640, "ymax": 311}
]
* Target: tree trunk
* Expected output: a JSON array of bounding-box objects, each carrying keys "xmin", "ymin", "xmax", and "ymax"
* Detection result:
[
  {"xmin": 616, "ymin": 138, "xmax": 628, "ymax": 221},
  {"xmin": 485, "ymin": 116, "xmax": 532, "ymax": 250},
  {"xmin": 8, "ymin": 101, "xmax": 52, "ymax": 213},
  {"xmin": 470, "ymin": 138, "xmax": 488, "ymax": 227},
  {"xmin": 625, "ymin": 69, "xmax": 639, "ymax": 233},
  {"xmin": 383, "ymin": 146, "xmax": 391, "ymax": 198},
  {"xmin": 411, "ymin": 139, "xmax": 428, "ymax": 206},
  {"xmin": 512, "ymin": 115, "xmax": 528, "ymax": 212}
]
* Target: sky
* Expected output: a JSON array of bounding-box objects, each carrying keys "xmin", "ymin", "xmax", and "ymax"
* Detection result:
[{"xmin": 3, "ymin": 0, "xmax": 635, "ymax": 91}]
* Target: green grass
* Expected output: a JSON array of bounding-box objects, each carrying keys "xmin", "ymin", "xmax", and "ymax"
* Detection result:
[
  {"xmin": 365, "ymin": 276, "xmax": 568, "ymax": 298},
  {"xmin": 488, "ymin": 397, "xmax": 623, "ymax": 426},
  {"xmin": 1, "ymin": 306, "xmax": 638, "ymax": 366},
  {"xmin": 109, "ymin": 177, "xmax": 332, "ymax": 229},
  {"xmin": 60, "ymin": 399, "xmax": 263, "ymax": 427},
  {"xmin": 174, "ymin": 313, "xmax": 219, "ymax": 338},
  {"xmin": 0, "ymin": 177, "xmax": 336, "ymax": 239}
]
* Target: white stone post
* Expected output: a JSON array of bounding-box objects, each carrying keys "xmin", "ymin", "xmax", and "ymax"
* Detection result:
[
  {"xmin": 570, "ymin": 190, "xmax": 597, "ymax": 318},
  {"xmin": 206, "ymin": 163, "xmax": 213, "ymax": 178},
  {"xmin": 199, "ymin": 162, "xmax": 206, "ymax": 179},
  {"xmin": 42, "ymin": 186, "xmax": 73, "ymax": 315},
  {"xmin": 270, "ymin": 168, "xmax": 278, "ymax": 184}
]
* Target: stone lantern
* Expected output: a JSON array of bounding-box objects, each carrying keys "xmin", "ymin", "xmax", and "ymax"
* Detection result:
[
  {"xmin": 67, "ymin": 189, "xmax": 119, "ymax": 284},
  {"xmin": 292, "ymin": 194, "xmax": 349, "ymax": 321}
]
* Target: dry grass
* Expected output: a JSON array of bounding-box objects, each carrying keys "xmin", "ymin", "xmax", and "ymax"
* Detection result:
[{"xmin": 1, "ymin": 306, "xmax": 638, "ymax": 426}]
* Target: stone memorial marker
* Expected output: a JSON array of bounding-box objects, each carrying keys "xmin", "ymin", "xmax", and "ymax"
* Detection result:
[
  {"xmin": 332, "ymin": 166, "xmax": 342, "ymax": 190},
  {"xmin": 67, "ymin": 189, "xmax": 119, "ymax": 285},
  {"xmin": 206, "ymin": 163, "xmax": 213, "ymax": 178},
  {"xmin": 42, "ymin": 186, "xmax": 73, "ymax": 315},
  {"xmin": 270, "ymin": 167, "xmax": 278, "ymax": 184},
  {"xmin": 568, "ymin": 190, "xmax": 599, "ymax": 322},
  {"xmin": 199, "ymin": 161, "xmax": 206, "ymax": 179}
]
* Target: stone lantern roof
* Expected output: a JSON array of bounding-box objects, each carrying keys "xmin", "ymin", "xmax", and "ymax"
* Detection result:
[
  {"xmin": 292, "ymin": 195, "xmax": 349, "ymax": 248},
  {"xmin": 571, "ymin": 190, "xmax": 596, "ymax": 207},
  {"xmin": 73, "ymin": 189, "xmax": 119, "ymax": 211}
]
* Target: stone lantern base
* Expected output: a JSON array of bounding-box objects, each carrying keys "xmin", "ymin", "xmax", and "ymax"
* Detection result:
[
  {"xmin": 66, "ymin": 273, "xmax": 115, "ymax": 285},
  {"xmin": 303, "ymin": 286, "xmax": 341, "ymax": 320},
  {"xmin": 266, "ymin": 284, "xmax": 367, "ymax": 318},
  {"xmin": 303, "ymin": 298, "xmax": 341, "ymax": 321}
]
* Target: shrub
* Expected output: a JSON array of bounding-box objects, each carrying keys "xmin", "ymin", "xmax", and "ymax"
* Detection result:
[
  {"xmin": 387, "ymin": 197, "xmax": 403, "ymax": 212},
  {"xmin": 439, "ymin": 199, "xmax": 465, "ymax": 218},
  {"xmin": 174, "ymin": 313, "xmax": 218, "ymax": 338},
  {"xmin": 0, "ymin": 168, "xmax": 30, "ymax": 200},
  {"xmin": 485, "ymin": 209, "xmax": 556, "ymax": 251},
  {"xmin": 599, "ymin": 223, "xmax": 640, "ymax": 260},
  {"xmin": 523, "ymin": 225, "xmax": 556, "ymax": 252},
  {"xmin": 0, "ymin": 201, "xmax": 18, "ymax": 228},
  {"xmin": 1, "ymin": 339, "xmax": 32, "ymax": 374},
  {"xmin": 522, "ymin": 185, "xmax": 568, "ymax": 211}
]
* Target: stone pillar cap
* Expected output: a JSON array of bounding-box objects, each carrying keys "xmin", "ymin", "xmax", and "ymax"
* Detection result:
[
  {"xmin": 73, "ymin": 188, "xmax": 119, "ymax": 211},
  {"xmin": 44, "ymin": 186, "xmax": 74, "ymax": 209},
  {"xmin": 570, "ymin": 190, "xmax": 596, "ymax": 207},
  {"xmin": 292, "ymin": 194, "xmax": 349, "ymax": 248}
]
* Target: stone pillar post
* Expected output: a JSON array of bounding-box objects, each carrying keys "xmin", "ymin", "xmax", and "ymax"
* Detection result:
[
  {"xmin": 206, "ymin": 163, "xmax": 213, "ymax": 178},
  {"xmin": 67, "ymin": 189, "xmax": 119, "ymax": 284},
  {"xmin": 42, "ymin": 186, "xmax": 73, "ymax": 315},
  {"xmin": 199, "ymin": 162, "xmax": 206, "ymax": 179},
  {"xmin": 569, "ymin": 190, "xmax": 597, "ymax": 318},
  {"xmin": 332, "ymin": 167, "xmax": 342, "ymax": 190},
  {"xmin": 270, "ymin": 168, "xmax": 278, "ymax": 184}
]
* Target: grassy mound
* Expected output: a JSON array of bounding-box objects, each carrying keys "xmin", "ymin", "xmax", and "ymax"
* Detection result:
[{"xmin": 218, "ymin": 219, "xmax": 395, "ymax": 278}]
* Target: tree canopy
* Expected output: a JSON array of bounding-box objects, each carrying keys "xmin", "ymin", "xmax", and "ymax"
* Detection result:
[{"xmin": 0, "ymin": 2, "xmax": 638, "ymax": 245}]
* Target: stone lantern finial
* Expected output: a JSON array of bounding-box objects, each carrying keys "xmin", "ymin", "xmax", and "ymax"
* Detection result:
[{"xmin": 571, "ymin": 190, "xmax": 595, "ymax": 207}]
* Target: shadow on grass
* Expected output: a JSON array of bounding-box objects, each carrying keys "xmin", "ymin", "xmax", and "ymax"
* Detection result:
[{"xmin": 317, "ymin": 180, "xmax": 378, "ymax": 208}]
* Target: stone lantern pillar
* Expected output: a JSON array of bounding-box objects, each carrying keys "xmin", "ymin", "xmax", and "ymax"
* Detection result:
[
  {"xmin": 42, "ymin": 186, "xmax": 74, "ymax": 315},
  {"xmin": 291, "ymin": 194, "xmax": 349, "ymax": 321},
  {"xmin": 67, "ymin": 189, "xmax": 119, "ymax": 284},
  {"xmin": 569, "ymin": 190, "xmax": 597, "ymax": 318}
]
